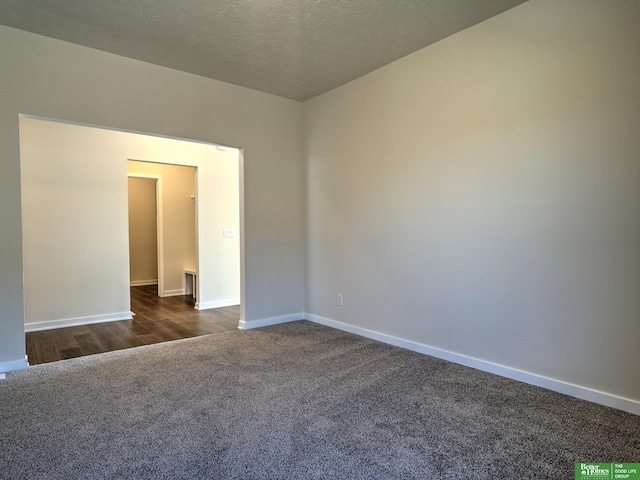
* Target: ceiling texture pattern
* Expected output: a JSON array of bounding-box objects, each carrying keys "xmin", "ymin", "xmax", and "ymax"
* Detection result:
[{"xmin": 0, "ymin": 0, "xmax": 528, "ymax": 101}]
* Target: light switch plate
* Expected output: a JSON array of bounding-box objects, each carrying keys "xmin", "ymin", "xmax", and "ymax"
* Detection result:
[{"xmin": 223, "ymin": 229, "xmax": 235, "ymax": 238}]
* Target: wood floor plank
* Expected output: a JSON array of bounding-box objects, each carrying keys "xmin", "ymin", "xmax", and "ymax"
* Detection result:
[
  {"xmin": 50, "ymin": 326, "xmax": 81, "ymax": 351},
  {"xmin": 207, "ymin": 322, "xmax": 238, "ymax": 334},
  {"xmin": 159, "ymin": 316, "xmax": 207, "ymax": 336},
  {"xmin": 26, "ymin": 331, "xmax": 60, "ymax": 365},
  {"xmin": 88, "ymin": 323, "xmax": 133, "ymax": 351},
  {"xmin": 74, "ymin": 333, "xmax": 108, "ymax": 356},
  {"xmin": 134, "ymin": 333, "xmax": 166, "ymax": 345},
  {"xmin": 59, "ymin": 347, "xmax": 84, "ymax": 360},
  {"xmin": 142, "ymin": 319, "xmax": 187, "ymax": 341},
  {"xmin": 128, "ymin": 318, "xmax": 154, "ymax": 336},
  {"xmin": 26, "ymin": 286, "xmax": 240, "ymax": 365},
  {"xmin": 103, "ymin": 321, "xmax": 146, "ymax": 348}
]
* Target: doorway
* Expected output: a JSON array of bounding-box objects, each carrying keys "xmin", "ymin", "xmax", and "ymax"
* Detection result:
[
  {"xmin": 128, "ymin": 176, "xmax": 160, "ymax": 290},
  {"xmin": 127, "ymin": 161, "xmax": 199, "ymax": 300},
  {"xmin": 20, "ymin": 116, "xmax": 241, "ymax": 333}
]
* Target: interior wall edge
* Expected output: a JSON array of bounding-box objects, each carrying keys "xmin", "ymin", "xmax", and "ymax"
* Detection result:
[
  {"xmin": 238, "ymin": 313, "xmax": 305, "ymax": 330},
  {"xmin": 0, "ymin": 357, "xmax": 30, "ymax": 374},
  {"xmin": 196, "ymin": 298, "xmax": 241, "ymax": 311}
]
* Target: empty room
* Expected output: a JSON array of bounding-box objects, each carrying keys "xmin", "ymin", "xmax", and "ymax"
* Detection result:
[{"xmin": 0, "ymin": 1, "xmax": 638, "ymax": 479}]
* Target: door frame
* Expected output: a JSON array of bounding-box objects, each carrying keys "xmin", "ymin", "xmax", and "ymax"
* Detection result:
[{"xmin": 127, "ymin": 173, "xmax": 164, "ymax": 296}]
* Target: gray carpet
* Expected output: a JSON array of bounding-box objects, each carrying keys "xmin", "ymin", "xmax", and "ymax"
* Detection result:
[{"xmin": 1, "ymin": 321, "xmax": 637, "ymax": 479}]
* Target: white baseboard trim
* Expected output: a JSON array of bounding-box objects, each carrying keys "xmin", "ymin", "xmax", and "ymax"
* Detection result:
[
  {"xmin": 161, "ymin": 289, "xmax": 186, "ymax": 297},
  {"xmin": 305, "ymin": 313, "xmax": 640, "ymax": 416},
  {"xmin": 25, "ymin": 311, "xmax": 134, "ymax": 332},
  {"xmin": 130, "ymin": 279, "xmax": 158, "ymax": 287},
  {"xmin": 0, "ymin": 356, "xmax": 29, "ymax": 374},
  {"xmin": 196, "ymin": 298, "xmax": 241, "ymax": 310},
  {"xmin": 238, "ymin": 313, "xmax": 304, "ymax": 330}
]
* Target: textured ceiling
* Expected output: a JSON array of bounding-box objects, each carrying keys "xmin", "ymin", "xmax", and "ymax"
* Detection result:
[{"xmin": 0, "ymin": 0, "xmax": 528, "ymax": 101}]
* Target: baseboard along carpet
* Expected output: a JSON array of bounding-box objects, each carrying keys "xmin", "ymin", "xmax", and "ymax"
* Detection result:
[{"xmin": 1, "ymin": 321, "xmax": 637, "ymax": 479}]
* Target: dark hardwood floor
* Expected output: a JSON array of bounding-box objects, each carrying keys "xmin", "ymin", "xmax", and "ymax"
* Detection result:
[{"xmin": 26, "ymin": 285, "xmax": 240, "ymax": 366}]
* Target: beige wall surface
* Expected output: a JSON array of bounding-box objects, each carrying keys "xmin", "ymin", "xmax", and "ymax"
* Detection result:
[
  {"xmin": 0, "ymin": 26, "xmax": 304, "ymax": 368},
  {"xmin": 304, "ymin": 0, "xmax": 640, "ymax": 405},
  {"xmin": 20, "ymin": 118, "xmax": 132, "ymax": 327},
  {"xmin": 128, "ymin": 177, "xmax": 159, "ymax": 285}
]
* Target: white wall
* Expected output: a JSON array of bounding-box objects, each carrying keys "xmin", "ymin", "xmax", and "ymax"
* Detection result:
[
  {"xmin": 20, "ymin": 119, "xmax": 132, "ymax": 329},
  {"xmin": 305, "ymin": 0, "xmax": 640, "ymax": 412},
  {"xmin": 0, "ymin": 26, "xmax": 305, "ymax": 370}
]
